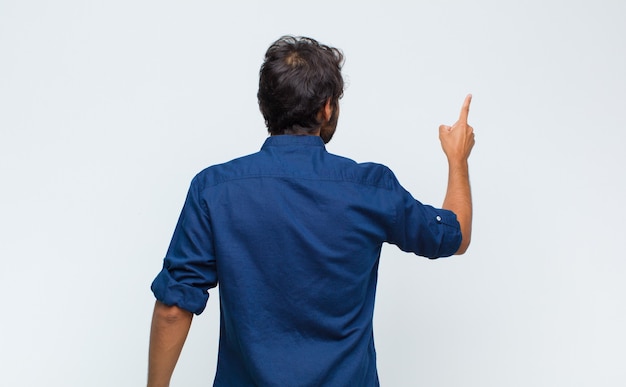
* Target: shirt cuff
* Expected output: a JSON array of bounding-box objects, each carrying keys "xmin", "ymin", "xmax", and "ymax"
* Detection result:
[
  {"xmin": 431, "ymin": 209, "xmax": 462, "ymax": 258},
  {"xmin": 151, "ymin": 267, "xmax": 210, "ymax": 315}
]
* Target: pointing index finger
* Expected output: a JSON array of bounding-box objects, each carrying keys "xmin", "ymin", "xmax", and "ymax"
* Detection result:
[{"xmin": 459, "ymin": 94, "xmax": 472, "ymax": 123}]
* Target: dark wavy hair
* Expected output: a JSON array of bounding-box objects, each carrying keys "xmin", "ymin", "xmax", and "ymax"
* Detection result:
[{"xmin": 258, "ymin": 36, "xmax": 344, "ymax": 135}]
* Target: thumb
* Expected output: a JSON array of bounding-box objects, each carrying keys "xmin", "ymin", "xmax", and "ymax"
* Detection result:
[{"xmin": 439, "ymin": 124, "xmax": 452, "ymax": 132}]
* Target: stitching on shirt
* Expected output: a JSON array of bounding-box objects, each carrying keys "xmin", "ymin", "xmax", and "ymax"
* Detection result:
[
  {"xmin": 200, "ymin": 172, "xmax": 396, "ymax": 191},
  {"xmin": 196, "ymin": 165, "xmax": 394, "ymax": 190}
]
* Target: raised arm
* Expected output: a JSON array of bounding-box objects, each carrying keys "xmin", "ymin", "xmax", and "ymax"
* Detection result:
[{"xmin": 439, "ymin": 94, "xmax": 475, "ymax": 255}]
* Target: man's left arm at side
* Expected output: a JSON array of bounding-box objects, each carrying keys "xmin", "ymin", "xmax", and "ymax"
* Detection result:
[{"xmin": 147, "ymin": 301, "xmax": 193, "ymax": 387}]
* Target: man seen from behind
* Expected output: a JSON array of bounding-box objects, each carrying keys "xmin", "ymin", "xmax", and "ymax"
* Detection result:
[{"xmin": 148, "ymin": 35, "xmax": 475, "ymax": 387}]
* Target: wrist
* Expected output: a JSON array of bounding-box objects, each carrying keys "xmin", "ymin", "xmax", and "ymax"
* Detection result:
[{"xmin": 447, "ymin": 157, "xmax": 469, "ymax": 169}]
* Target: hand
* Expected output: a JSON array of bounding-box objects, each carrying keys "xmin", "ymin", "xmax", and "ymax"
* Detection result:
[{"xmin": 439, "ymin": 94, "xmax": 475, "ymax": 163}]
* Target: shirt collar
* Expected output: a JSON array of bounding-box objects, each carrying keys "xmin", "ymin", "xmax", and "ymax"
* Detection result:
[{"xmin": 261, "ymin": 135, "xmax": 326, "ymax": 149}]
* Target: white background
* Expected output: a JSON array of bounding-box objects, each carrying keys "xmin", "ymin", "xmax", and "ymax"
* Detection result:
[{"xmin": 1, "ymin": 1, "xmax": 625, "ymax": 386}]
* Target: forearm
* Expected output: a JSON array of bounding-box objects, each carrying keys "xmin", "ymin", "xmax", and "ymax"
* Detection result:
[
  {"xmin": 442, "ymin": 159, "xmax": 472, "ymax": 254},
  {"xmin": 148, "ymin": 301, "xmax": 193, "ymax": 387}
]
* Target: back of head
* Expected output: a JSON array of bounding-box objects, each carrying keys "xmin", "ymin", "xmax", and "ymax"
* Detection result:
[{"xmin": 258, "ymin": 36, "xmax": 344, "ymax": 136}]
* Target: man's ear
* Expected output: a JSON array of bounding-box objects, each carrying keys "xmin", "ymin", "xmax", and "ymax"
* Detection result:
[{"xmin": 322, "ymin": 98, "xmax": 333, "ymax": 122}]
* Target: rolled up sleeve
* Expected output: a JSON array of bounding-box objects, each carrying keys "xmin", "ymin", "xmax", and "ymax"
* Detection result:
[
  {"xmin": 151, "ymin": 176, "xmax": 218, "ymax": 315},
  {"xmin": 389, "ymin": 181, "xmax": 462, "ymax": 259}
]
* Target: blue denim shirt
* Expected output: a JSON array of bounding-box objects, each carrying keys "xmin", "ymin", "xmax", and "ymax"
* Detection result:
[{"xmin": 152, "ymin": 135, "xmax": 461, "ymax": 386}]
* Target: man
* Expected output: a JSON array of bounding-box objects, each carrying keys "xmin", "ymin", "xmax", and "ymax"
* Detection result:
[{"xmin": 148, "ymin": 35, "xmax": 474, "ymax": 386}]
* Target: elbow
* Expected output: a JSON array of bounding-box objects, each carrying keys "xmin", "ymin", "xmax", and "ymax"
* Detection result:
[
  {"xmin": 453, "ymin": 219, "xmax": 472, "ymax": 255},
  {"xmin": 455, "ymin": 237, "xmax": 471, "ymax": 255},
  {"xmin": 154, "ymin": 301, "xmax": 192, "ymax": 324}
]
